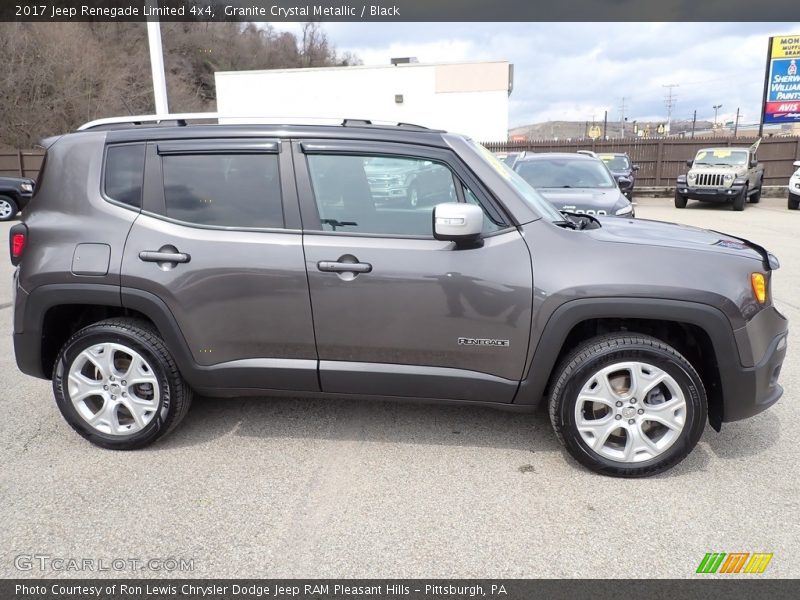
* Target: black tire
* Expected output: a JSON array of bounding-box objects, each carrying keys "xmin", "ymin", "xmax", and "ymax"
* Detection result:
[
  {"xmin": 0, "ymin": 194, "xmax": 19, "ymax": 222},
  {"xmin": 789, "ymin": 195, "xmax": 799, "ymax": 210},
  {"xmin": 749, "ymin": 187, "xmax": 761, "ymax": 203},
  {"xmin": 52, "ymin": 318, "xmax": 193, "ymax": 449},
  {"xmin": 674, "ymin": 193, "xmax": 687, "ymax": 208},
  {"xmin": 548, "ymin": 333, "xmax": 707, "ymax": 478},
  {"xmin": 733, "ymin": 185, "xmax": 747, "ymax": 211}
]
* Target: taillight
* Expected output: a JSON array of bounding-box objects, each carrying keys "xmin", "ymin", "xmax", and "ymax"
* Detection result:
[{"xmin": 9, "ymin": 224, "xmax": 27, "ymax": 266}]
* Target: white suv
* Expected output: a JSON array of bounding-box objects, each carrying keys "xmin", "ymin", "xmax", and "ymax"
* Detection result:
[{"xmin": 790, "ymin": 160, "xmax": 800, "ymax": 210}]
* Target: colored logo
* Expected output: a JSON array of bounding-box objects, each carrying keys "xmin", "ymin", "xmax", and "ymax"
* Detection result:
[{"xmin": 696, "ymin": 552, "xmax": 773, "ymax": 574}]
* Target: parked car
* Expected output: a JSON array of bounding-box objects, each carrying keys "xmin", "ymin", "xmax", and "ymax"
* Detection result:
[
  {"xmin": 675, "ymin": 141, "xmax": 764, "ymax": 211},
  {"xmin": 11, "ymin": 114, "xmax": 787, "ymax": 477},
  {"xmin": 789, "ymin": 160, "xmax": 800, "ymax": 210},
  {"xmin": 598, "ymin": 152, "xmax": 639, "ymax": 200},
  {"xmin": 363, "ymin": 156, "xmax": 455, "ymax": 207},
  {"xmin": 513, "ymin": 152, "xmax": 634, "ymax": 217},
  {"xmin": 0, "ymin": 176, "xmax": 35, "ymax": 221}
]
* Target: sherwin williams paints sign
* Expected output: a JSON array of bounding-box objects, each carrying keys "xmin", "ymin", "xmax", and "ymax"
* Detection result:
[{"xmin": 763, "ymin": 35, "xmax": 800, "ymax": 124}]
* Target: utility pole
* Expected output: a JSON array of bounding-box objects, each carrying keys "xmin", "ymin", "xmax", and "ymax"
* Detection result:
[
  {"xmin": 691, "ymin": 109, "xmax": 697, "ymax": 139},
  {"xmin": 713, "ymin": 104, "xmax": 722, "ymax": 128},
  {"xmin": 146, "ymin": 1, "xmax": 169, "ymax": 115},
  {"xmin": 734, "ymin": 107, "xmax": 740, "ymax": 137},
  {"xmin": 663, "ymin": 83, "xmax": 679, "ymax": 135},
  {"xmin": 619, "ymin": 97, "xmax": 626, "ymax": 138},
  {"xmin": 602, "ymin": 110, "xmax": 608, "ymax": 140}
]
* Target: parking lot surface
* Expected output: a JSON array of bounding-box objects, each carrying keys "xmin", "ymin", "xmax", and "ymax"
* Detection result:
[{"xmin": 1, "ymin": 196, "xmax": 798, "ymax": 578}]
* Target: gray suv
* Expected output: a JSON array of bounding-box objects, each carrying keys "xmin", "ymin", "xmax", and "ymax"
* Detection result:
[{"xmin": 10, "ymin": 115, "xmax": 788, "ymax": 477}]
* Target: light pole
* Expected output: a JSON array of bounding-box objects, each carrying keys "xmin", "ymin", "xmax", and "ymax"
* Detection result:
[
  {"xmin": 713, "ymin": 104, "xmax": 722, "ymax": 129},
  {"xmin": 147, "ymin": 1, "xmax": 169, "ymax": 115}
]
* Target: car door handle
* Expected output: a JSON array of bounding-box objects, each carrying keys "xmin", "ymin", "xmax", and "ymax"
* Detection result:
[
  {"xmin": 317, "ymin": 260, "xmax": 372, "ymax": 273},
  {"xmin": 139, "ymin": 251, "xmax": 191, "ymax": 264}
]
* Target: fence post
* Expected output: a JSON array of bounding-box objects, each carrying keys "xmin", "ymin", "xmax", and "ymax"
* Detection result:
[
  {"xmin": 655, "ymin": 140, "xmax": 665, "ymax": 186},
  {"xmin": 17, "ymin": 151, "xmax": 24, "ymax": 177}
]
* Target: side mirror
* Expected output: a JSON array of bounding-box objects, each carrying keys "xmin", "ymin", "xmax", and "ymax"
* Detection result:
[
  {"xmin": 632, "ymin": 165, "xmax": 640, "ymax": 171},
  {"xmin": 686, "ymin": 159, "xmax": 693, "ymax": 167},
  {"xmin": 433, "ymin": 203, "xmax": 483, "ymax": 244}
]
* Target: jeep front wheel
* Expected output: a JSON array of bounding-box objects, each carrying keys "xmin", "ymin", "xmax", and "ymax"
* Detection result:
[
  {"xmin": 52, "ymin": 318, "xmax": 192, "ymax": 449},
  {"xmin": 733, "ymin": 185, "xmax": 747, "ymax": 211},
  {"xmin": 674, "ymin": 192, "xmax": 687, "ymax": 208},
  {"xmin": 548, "ymin": 334, "xmax": 707, "ymax": 477}
]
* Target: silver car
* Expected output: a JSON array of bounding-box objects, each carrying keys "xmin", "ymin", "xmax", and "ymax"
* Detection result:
[{"xmin": 513, "ymin": 152, "xmax": 634, "ymax": 217}]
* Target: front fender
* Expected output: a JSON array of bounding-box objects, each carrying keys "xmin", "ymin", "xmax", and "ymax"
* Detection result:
[{"xmin": 513, "ymin": 297, "xmax": 744, "ymax": 412}]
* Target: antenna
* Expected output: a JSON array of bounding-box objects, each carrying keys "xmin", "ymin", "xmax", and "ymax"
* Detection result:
[
  {"xmin": 619, "ymin": 96, "xmax": 627, "ymax": 138},
  {"xmin": 663, "ymin": 84, "xmax": 679, "ymax": 135}
]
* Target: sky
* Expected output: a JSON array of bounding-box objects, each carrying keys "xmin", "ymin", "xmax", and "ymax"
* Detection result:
[{"xmin": 277, "ymin": 22, "xmax": 800, "ymax": 128}]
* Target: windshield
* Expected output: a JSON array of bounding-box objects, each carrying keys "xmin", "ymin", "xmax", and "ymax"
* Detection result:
[
  {"xmin": 468, "ymin": 140, "xmax": 564, "ymax": 222},
  {"xmin": 694, "ymin": 149, "xmax": 748, "ymax": 166},
  {"xmin": 514, "ymin": 158, "xmax": 617, "ymax": 189},
  {"xmin": 599, "ymin": 154, "xmax": 630, "ymax": 170}
]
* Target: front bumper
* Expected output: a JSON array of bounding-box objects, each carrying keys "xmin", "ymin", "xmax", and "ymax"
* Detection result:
[
  {"xmin": 722, "ymin": 306, "xmax": 788, "ymax": 422},
  {"xmin": 676, "ymin": 184, "xmax": 744, "ymax": 202}
]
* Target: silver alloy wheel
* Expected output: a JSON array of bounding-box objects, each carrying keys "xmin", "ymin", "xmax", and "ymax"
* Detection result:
[
  {"xmin": 574, "ymin": 361, "xmax": 687, "ymax": 463},
  {"xmin": 0, "ymin": 199, "xmax": 13, "ymax": 219},
  {"xmin": 67, "ymin": 342, "xmax": 160, "ymax": 436}
]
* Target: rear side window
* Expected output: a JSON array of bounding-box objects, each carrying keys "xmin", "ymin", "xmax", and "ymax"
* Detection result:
[
  {"xmin": 161, "ymin": 154, "xmax": 283, "ymax": 228},
  {"xmin": 104, "ymin": 144, "xmax": 145, "ymax": 208}
]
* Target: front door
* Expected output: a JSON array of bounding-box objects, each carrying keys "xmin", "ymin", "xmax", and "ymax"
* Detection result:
[
  {"xmin": 294, "ymin": 141, "xmax": 533, "ymax": 403},
  {"xmin": 121, "ymin": 139, "xmax": 318, "ymax": 391}
]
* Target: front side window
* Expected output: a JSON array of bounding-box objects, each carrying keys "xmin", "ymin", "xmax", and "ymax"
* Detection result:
[
  {"xmin": 105, "ymin": 144, "xmax": 145, "ymax": 208},
  {"xmin": 306, "ymin": 154, "xmax": 458, "ymax": 236},
  {"xmin": 161, "ymin": 153, "xmax": 283, "ymax": 228}
]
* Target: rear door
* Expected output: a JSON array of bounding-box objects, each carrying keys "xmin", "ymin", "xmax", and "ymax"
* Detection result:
[
  {"xmin": 294, "ymin": 139, "xmax": 534, "ymax": 403},
  {"xmin": 120, "ymin": 138, "xmax": 318, "ymax": 391}
]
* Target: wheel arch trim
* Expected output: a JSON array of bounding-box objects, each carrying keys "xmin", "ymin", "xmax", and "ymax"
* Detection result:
[{"xmin": 514, "ymin": 297, "xmax": 745, "ymax": 413}]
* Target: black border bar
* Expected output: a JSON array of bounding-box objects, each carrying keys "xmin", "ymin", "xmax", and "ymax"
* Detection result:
[
  {"xmin": 3, "ymin": 579, "xmax": 800, "ymax": 600},
  {"xmin": 2, "ymin": 0, "xmax": 800, "ymax": 22}
]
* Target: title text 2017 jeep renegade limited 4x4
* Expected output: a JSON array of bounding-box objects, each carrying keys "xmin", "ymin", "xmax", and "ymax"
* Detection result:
[{"xmin": 10, "ymin": 115, "xmax": 788, "ymax": 477}]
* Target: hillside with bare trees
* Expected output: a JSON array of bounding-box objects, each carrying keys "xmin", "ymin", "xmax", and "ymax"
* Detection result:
[{"xmin": 0, "ymin": 21, "xmax": 358, "ymax": 148}]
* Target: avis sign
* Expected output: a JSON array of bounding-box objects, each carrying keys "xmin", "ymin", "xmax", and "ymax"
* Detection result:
[{"xmin": 763, "ymin": 35, "xmax": 800, "ymax": 124}]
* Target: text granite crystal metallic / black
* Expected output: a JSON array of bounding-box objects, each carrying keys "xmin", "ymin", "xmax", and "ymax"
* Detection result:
[{"xmin": 9, "ymin": 115, "xmax": 788, "ymax": 477}]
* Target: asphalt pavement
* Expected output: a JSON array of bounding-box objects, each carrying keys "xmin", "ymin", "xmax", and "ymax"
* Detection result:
[{"xmin": 1, "ymin": 196, "xmax": 798, "ymax": 578}]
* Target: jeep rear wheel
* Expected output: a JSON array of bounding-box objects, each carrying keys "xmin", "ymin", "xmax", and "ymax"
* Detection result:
[
  {"xmin": 548, "ymin": 334, "xmax": 707, "ymax": 477},
  {"xmin": 0, "ymin": 195, "xmax": 18, "ymax": 221},
  {"xmin": 53, "ymin": 318, "xmax": 192, "ymax": 449},
  {"xmin": 749, "ymin": 187, "xmax": 761, "ymax": 203},
  {"xmin": 733, "ymin": 185, "xmax": 747, "ymax": 211}
]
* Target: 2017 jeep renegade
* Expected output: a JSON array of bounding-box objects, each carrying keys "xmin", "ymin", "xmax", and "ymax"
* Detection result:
[{"xmin": 10, "ymin": 115, "xmax": 789, "ymax": 477}]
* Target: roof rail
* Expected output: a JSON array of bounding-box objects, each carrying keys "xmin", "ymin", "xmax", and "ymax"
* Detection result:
[
  {"xmin": 78, "ymin": 113, "xmax": 220, "ymax": 131},
  {"xmin": 78, "ymin": 113, "xmax": 437, "ymax": 132}
]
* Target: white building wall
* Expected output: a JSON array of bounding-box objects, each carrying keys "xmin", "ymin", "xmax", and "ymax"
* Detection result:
[{"xmin": 214, "ymin": 62, "xmax": 510, "ymax": 141}]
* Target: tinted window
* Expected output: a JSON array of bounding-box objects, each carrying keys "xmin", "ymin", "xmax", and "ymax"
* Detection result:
[
  {"xmin": 515, "ymin": 158, "xmax": 616, "ymax": 189},
  {"xmin": 162, "ymin": 154, "xmax": 283, "ymax": 228},
  {"xmin": 307, "ymin": 154, "xmax": 457, "ymax": 236},
  {"xmin": 105, "ymin": 144, "xmax": 145, "ymax": 207},
  {"xmin": 599, "ymin": 154, "xmax": 630, "ymax": 170}
]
